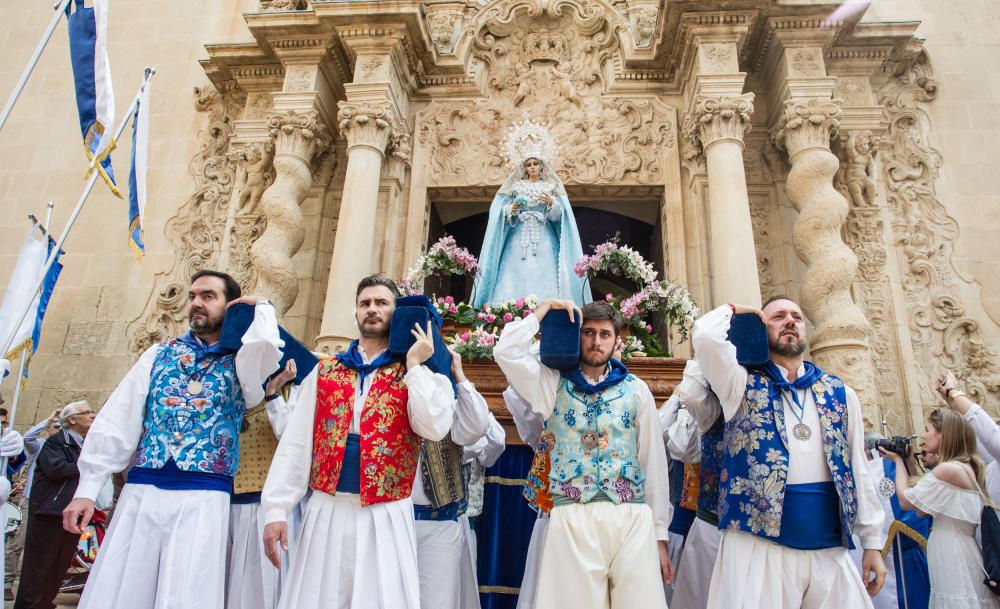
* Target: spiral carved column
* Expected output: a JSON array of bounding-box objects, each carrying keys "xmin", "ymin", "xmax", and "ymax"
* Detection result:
[
  {"xmin": 249, "ymin": 110, "xmax": 331, "ymax": 314},
  {"xmin": 770, "ymin": 99, "xmax": 879, "ymax": 424}
]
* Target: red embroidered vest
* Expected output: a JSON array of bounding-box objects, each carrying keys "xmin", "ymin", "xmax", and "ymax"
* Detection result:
[{"xmin": 310, "ymin": 357, "xmax": 420, "ymax": 507}]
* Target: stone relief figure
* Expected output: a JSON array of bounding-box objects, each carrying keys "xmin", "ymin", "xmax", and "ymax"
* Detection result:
[
  {"xmin": 237, "ymin": 145, "xmax": 274, "ymax": 215},
  {"xmin": 471, "ymin": 117, "xmax": 591, "ymax": 307},
  {"xmin": 844, "ymin": 130, "xmax": 877, "ymax": 207}
]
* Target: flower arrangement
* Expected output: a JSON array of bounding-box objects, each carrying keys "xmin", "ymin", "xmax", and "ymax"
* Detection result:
[
  {"xmin": 574, "ymin": 238, "xmax": 658, "ymax": 287},
  {"xmin": 619, "ymin": 335, "xmax": 646, "ymax": 360},
  {"xmin": 400, "ymin": 235, "xmax": 478, "ymax": 295},
  {"xmin": 619, "ymin": 281, "xmax": 699, "ymax": 342},
  {"xmin": 449, "ymin": 326, "xmax": 501, "ymax": 360}
]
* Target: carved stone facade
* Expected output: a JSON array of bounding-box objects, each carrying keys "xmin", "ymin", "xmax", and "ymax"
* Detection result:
[{"xmin": 3, "ymin": 0, "xmax": 1000, "ymax": 434}]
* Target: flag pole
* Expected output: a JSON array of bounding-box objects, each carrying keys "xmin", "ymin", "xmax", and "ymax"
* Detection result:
[
  {"xmin": 0, "ymin": 68, "xmax": 156, "ymax": 358},
  {"xmin": 0, "ymin": 0, "xmax": 73, "ymax": 134}
]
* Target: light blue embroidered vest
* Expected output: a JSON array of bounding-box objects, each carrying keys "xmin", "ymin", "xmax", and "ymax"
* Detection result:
[
  {"xmin": 718, "ymin": 370, "xmax": 857, "ymax": 548},
  {"xmin": 134, "ymin": 338, "xmax": 246, "ymax": 477},
  {"xmin": 545, "ymin": 375, "xmax": 645, "ymax": 505}
]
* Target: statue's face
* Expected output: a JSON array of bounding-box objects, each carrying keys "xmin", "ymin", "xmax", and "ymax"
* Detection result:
[{"xmin": 523, "ymin": 158, "xmax": 542, "ymax": 179}]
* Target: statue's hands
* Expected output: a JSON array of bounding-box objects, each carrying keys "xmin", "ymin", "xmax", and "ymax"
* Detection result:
[
  {"xmin": 510, "ymin": 202, "xmax": 521, "ymax": 215},
  {"xmin": 539, "ymin": 193, "xmax": 554, "ymax": 207}
]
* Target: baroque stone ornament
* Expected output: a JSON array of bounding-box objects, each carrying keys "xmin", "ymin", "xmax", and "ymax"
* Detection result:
[
  {"xmin": 771, "ymin": 97, "xmax": 880, "ymax": 425},
  {"xmin": 418, "ymin": 0, "xmax": 672, "ymax": 187},
  {"xmin": 427, "ymin": 10, "xmax": 462, "ymax": 55},
  {"xmin": 338, "ymin": 101, "xmax": 395, "ymax": 154},
  {"xmin": 683, "ymin": 94, "xmax": 754, "ymax": 155},
  {"xmin": 879, "ymin": 51, "xmax": 1000, "ymax": 412},
  {"xmin": 129, "ymin": 85, "xmax": 247, "ymax": 353},
  {"xmin": 259, "ymin": 0, "xmax": 308, "ymax": 10},
  {"xmin": 249, "ymin": 110, "xmax": 331, "ymax": 314}
]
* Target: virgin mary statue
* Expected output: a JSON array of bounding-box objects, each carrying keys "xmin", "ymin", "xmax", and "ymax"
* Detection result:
[{"xmin": 471, "ymin": 118, "xmax": 591, "ymax": 307}]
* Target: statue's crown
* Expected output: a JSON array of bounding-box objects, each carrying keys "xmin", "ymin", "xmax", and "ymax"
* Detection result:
[
  {"xmin": 521, "ymin": 30, "xmax": 569, "ymax": 63},
  {"xmin": 503, "ymin": 115, "xmax": 558, "ymax": 169}
]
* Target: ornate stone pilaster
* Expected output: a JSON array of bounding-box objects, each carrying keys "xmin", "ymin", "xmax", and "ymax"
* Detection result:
[
  {"xmin": 771, "ymin": 98, "xmax": 879, "ymax": 424},
  {"xmin": 250, "ymin": 110, "xmax": 331, "ymax": 314},
  {"xmin": 682, "ymin": 93, "xmax": 761, "ymax": 307}
]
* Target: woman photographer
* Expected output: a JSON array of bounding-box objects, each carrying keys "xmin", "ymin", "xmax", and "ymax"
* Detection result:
[{"xmin": 882, "ymin": 409, "xmax": 1000, "ymax": 608}]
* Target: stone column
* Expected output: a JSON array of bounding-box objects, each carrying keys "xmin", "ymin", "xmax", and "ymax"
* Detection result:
[
  {"xmin": 315, "ymin": 101, "xmax": 398, "ymax": 352},
  {"xmin": 683, "ymin": 93, "xmax": 761, "ymax": 307},
  {"xmin": 250, "ymin": 109, "xmax": 331, "ymax": 314},
  {"xmin": 771, "ymin": 98, "xmax": 879, "ymax": 419}
]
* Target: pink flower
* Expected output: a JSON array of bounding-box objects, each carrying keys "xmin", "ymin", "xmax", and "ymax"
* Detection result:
[
  {"xmin": 605, "ymin": 293, "xmax": 614, "ymax": 302},
  {"xmin": 444, "ymin": 295, "xmax": 455, "ymax": 305},
  {"xmin": 460, "ymin": 332, "xmax": 471, "ymax": 342},
  {"xmin": 486, "ymin": 314, "xmax": 496, "ymax": 323},
  {"xmin": 503, "ymin": 312, "xmax": 513, "ymax": 323},
  {"xmin": 515, "ymin": 297, "xmax": 525, "ymax": 309},
  {"xmin": 437, "ymin": 297, "xmax": 445, "ymax": 304},
  {"xmin": 646, "ymin": 324, "xmax": 653, "ymax": 333},
  {"xmin": 449, "ymin": 304, "xmax": 458, "ymax": 314},
  {"xmin": 477, "ymin": 312, "xmax": 486, "ymax": 320},
  {"xmin": 523, "ymin": 310, "xmax": 532, "ymax": 318}
]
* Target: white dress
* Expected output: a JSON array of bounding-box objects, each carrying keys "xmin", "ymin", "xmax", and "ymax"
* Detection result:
[{"xmin": 904, "ymin": 473, "xmax": 1000, "ymax": 609}]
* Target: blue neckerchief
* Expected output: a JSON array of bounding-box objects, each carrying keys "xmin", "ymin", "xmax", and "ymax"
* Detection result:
[
  {"xmin": 177, "ymin": 331, "xmax": 227, "ymax": 358},
  {"xmin": 763, "ymin": 360, "xmax": 825, "ymax": 424},
  {"xmin": 560, "ymin": 358, "xmax": 629, "ymax": 394},
  {"xmin": 335, "ymin": 340, "xmax": 400, "ymax": 386}
]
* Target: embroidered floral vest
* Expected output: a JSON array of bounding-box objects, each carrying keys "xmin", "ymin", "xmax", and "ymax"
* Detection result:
[
  {"xmin": 679, "ymin": 463, "xmax": 701, "ymax": 512},
  {"xmin": 697, "ymin": 414, "xmax": 725, "ymax": 516},
  {"xmin": 523, "ymin": 431, "xmax": 555, "ymax": 513},
  {"xmin": 310, "ymin": 357, "xmax": 420, "ymax": 507},
  {"xmin": 135, "ymin": 338, "xmax": 245, "ymax": 477},
  {"xmin": 718, "ymin": 371, "xmax": 857, "ymax": 548},
  {"xmin": 545, "ymin": 375, "xmax": 645, "ymax": 505}
]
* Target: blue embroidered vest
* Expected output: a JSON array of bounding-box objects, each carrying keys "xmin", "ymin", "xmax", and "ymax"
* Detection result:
[
  {"xmin": 134, "ymin": 338, "xmax": 246, "ymax": 478},
  {"xmin": 718, "ymin": 370, "xmax": 857, "ymax": 548},
  {"xmin": 697, "ymin": 414, "xmax": 725, "ymax": 518},
  {"xmin": 545, "ymin": 375, "xmax": 645, "ymax": 505}
]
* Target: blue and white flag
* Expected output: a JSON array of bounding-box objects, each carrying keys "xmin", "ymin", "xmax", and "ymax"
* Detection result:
[
  {"xmin": 66, "ymin": 0, "xmax": 119, "ymax": 197},
  {"xmin": 127, "ymin": 75, "xmax": 151, "ymax": 256},
  {"xmin": 0, "ymin": 227, "xmax": 64, "ymax": 381}
]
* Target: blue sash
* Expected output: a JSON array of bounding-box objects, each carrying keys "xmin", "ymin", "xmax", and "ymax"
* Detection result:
[
  {"xmin": 231, "ymin": 492, "xmax": 261, "ymax": 505},
  {"xmin": 774, "ymin": 482, "xmax": 850, "ymax": 550},
  {"xmin": 669, "ymin": 505, "xmax": 696, "ymax": 537},
  {"xmin": 128, "ymin": 458, "xmax": 233, "ymax": 493},
  {"xmin": 414, "ymin": 502, "xmax": 462, "ymax": 522},
  {"xmin": 335, "ymin": 433, "xmax": 362, "ymax": 495}
]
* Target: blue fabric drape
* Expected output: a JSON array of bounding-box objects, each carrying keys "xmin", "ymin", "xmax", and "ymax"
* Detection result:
[{"xmin": 476, "ymin": 445, "xmax": 537, "ymax": 609}]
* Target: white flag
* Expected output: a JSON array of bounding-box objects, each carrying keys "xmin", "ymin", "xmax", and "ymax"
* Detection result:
[{"xmin": 0, "ymin": 228, "xmax": 48, "ymax": 360}]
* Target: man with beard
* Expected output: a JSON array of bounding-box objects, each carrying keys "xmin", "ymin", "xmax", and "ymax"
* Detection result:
[
  {"xmin": 692, "ymin": 296, "xmax": 887, "ymax": 609},
  {"xmin": 260, "ymin": 276, "xmax": 456, "ymax": 609},
  {"xmin": 62, "ymin": 270, "xmax": 282, "ymax": 609},
  {"xmin": 493, "ymin": 299, "xmax": 673, "ymax": 609}
]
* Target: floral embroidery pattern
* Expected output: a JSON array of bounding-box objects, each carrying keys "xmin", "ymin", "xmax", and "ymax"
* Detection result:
[
  {"xmin": 720, "ymin": 371, "xmax": 857, "ymax": 547},
  {"xmin": 311, "ymin": 359, "xmax": 420, "ymax": 507},
  {"xmin": 135, "ymin": 339, "xmax": 245, "ymax": 477}
]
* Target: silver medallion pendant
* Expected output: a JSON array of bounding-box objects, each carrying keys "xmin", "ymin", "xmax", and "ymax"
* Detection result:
[
  {"xmin": 188, "ymin": 380, "xmax": 204, "ymax": 396},
  {"xmin": 878, "ymin": 477, "xmax": 896, "ymax": 498},
  {"xmin": 792, "ymin": 422, "xmax": 812, "ymax": 441},
  {"xmin": 581, "ymin": 430, "xmax": 599, "ymax": 450}
]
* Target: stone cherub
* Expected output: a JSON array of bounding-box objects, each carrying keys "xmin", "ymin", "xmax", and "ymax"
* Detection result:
[
  {"xmin": 844, "ymin": 131, "xmax": 878, "ymax": 207},
  {"xmin": 237, "ymin": 145, "xmax": 273, "ymax": 215}
]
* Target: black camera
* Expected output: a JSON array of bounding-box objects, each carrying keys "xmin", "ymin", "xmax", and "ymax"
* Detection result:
[{"xmin": 865, "ymin": 434, "xmax": 916, "ymax": 458}]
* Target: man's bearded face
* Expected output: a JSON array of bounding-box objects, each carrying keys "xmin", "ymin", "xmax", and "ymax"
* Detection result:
[
  {"xmin": 188, "ymin": 276, "xmax": 228, "ymax": 336},
  {"xmin": 763, "ymin": 299, "xmax": 807, "ymax": 357},
  {"xmin": 355, "ymin": 286, "xmax": 396, "ymax": 339}
]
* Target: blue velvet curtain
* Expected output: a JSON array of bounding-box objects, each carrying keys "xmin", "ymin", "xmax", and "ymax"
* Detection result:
[{"xmin": 475, "ymin": 445, "xmax": 537, "ymax": 609}]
